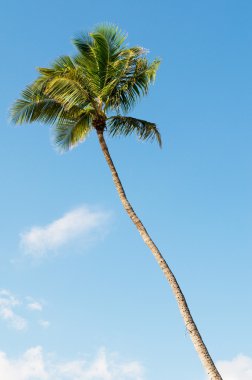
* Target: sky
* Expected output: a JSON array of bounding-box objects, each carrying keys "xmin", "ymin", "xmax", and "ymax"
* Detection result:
[{"xmin": 0, "ymin": 1, "xmax": 252, "ymax": 379}]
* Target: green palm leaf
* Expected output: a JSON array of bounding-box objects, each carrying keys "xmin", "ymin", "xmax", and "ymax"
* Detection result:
[
  {"xmin": 11, "ymin": 24, "xmax": 161, "ymax": 149},
  {"xmin": 93, "ymin": 24, "xmax": 126, "ymax": 57},
  {"xmin": 10, "ymin": 84, "xmax": 64, "ymax": 125},
  {"xmin": 107, "ymin": 115, "xmax": 162, "ymax": 147},
  {"xmin": 73, "ymin": 33, "xmax": 101, "ymax": 94},
  {"xmin": 89, "ymin": 32, "xmax": 110, "ymax": 89},
  {"xmin": 104, "ymin": 56, "xmax": 160, "ymax": 112},
  {"xmin": 44, "ymin": 76, "xmax": 89, "ymax": 110},
  {"xmin": 54, "ymin": 112, "xmax": 92, "ymax": 151},
  {"xmin": 38, "ymin": 56, "xmax": 76, "ymax": 77}
]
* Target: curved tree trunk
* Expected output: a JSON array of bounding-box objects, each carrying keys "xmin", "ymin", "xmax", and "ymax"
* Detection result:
[{"xmin": 96, "ymin": 129, "xmax": 223, "ymax": 380}]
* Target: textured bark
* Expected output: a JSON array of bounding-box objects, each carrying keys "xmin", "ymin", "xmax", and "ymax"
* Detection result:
[{"xmin": 96, "ymin": 129, "xmax": 223, "ymax": 380}]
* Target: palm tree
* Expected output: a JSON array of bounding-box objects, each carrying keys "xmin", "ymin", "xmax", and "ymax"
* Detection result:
[{"xmin": 10, "ymin": 24, "xmax": 223, "ymax": 380}]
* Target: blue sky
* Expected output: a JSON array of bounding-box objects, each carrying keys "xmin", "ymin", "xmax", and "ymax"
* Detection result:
[{"xmin": 0, "ymin": 1, "xmax": 252, "ymax": 379}]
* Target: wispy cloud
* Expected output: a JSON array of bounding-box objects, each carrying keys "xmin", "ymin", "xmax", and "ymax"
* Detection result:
[
  {"xmin": 0, "ymin": 347, "xmax": 145, "ymax": 380},
  {"xmin": 0, "ymin": 290, "xmax": 27, "ymax": 331},
  {"xmin": 216, "ymin": 354, "xmax": 252, "ymax": 380},
  {"xmin": 38, "ymin": 320, "xmax": 50, "ymax": 329},
  {"xmin": 0, "ymin": 290, "xmax": 48, "ymax": 332},
  {"xmin": 20, "ymin": 206, "xmax": 110, "ymax": 258},
  {"xmin": 27, "ymin": 301, "xmax": 43, "ymax": 311}
]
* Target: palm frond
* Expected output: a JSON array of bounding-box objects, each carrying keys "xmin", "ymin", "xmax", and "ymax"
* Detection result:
[
  {"xmin": 72, "ymin": 32, "xmax": 94, "ymax": 55},
  {"xmin": 73, "ymin": 25, "xmax": 130, "ymax": 94},
  {"xmin": 38, "ymin": 56, "xmax": 76, "ymax": 77},
  {"xmin": 73, "ymin": 25, "xmax": 125, "ymax": 92},
  {"xmin": 44, "ymin": 76, "xmax": 89, "ymax": 110},
  {"xmin": 37, "ymin": 56, "xmax": 96, "ymax": 108},
  {"xmin": 146, "ymin": 58, "xmax": 161, "ymax": 82},
  {"xmin": 93, "ymin": 24, "xmax": 127, "ymax": 57},
  {"xmin": 73, "ymin": 44, "xmax": 101, "ymax": 96},
  {"xmin": 103, "ymin": 55, "xmax": 160, "ymax": 112},
  {"xmin": 54, "ymin": 113, "xmax": 92, "ymax": 151},
  {"xmin": 90, "ymin": 31, "xmax": 110, "ymax": 88},
  {"xmin": 107, "ymin": 116, "xmax": 162, "ymax": 147},
  {"xmin": 73, "ymin": 25, "xmax": 160, "ymax": 113},
  {"xmin": 10, "ymin": 84, "xmax": 64, "ymax": 125},
  {"xmin": 73, "ymin": 34, "xmax": 99, "ymax": 76}
]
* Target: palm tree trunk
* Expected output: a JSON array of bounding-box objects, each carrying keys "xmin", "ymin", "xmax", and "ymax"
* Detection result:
[{"xmin": 96, "ymin": 129, "xmax": 223, "ymax": 380}]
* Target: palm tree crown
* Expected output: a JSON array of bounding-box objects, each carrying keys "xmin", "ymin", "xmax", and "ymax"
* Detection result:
[{"xmin": 11, "ymin": 24, "xmax": 161, "ymax": 150}]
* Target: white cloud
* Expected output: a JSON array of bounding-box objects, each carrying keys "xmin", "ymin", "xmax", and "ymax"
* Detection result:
[
  {"xmin": 20, "ymin": 206, "xmax": 110, "ymax": 258},
  {"xmin": 0, "ymin": 347, "xmax": 145, "ymax": 380},
  {"xmin": 27, "ymin": 302, "xmax": 43, "ymax": 311},
  {"xmin": 0, "ymin": 290, "xmax": 27, "ymax": 331},
  {"xmin": 0, "ymin": 290, "xmax": 49, "ymax": 331},
  {"xmin": 216, "ymin": 354, "xmax": 252, "ymax": 380},
  {"xmin": 0, "ymin": 347, "xmax": 47, "ymax": 380},
  {"xmin": 38, "ymin": 320, "xmax": 50, "ymax": 329}
]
